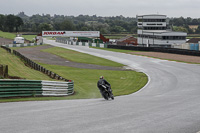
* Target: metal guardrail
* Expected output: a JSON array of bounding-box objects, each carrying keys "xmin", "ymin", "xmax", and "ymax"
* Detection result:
[
  {"xmin": 108, "ymin": 45, "xmax": 200, "ymax": 56},
  {"xmin": 56, "ymin": 37, "xmax": 108, "ymax": 48},
  {"xmin": 2, "ymin": 43, "xmax": 43, "ymax": 48},
  {"xmin": 0, "ymin": 80, "xmax": 74, "ymax": 98},
  {"xmin": 0, "ymin": 80, "xmax": 42, "ymax": 98},
  {"xmin": 42, "ymin": 80, "xmax": 74, "ymax": 96}
]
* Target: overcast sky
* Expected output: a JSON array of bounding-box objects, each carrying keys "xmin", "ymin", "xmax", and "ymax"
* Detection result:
[{"xmin": 0, "ymin": 0, "xmax": 199, "ymax": 18}]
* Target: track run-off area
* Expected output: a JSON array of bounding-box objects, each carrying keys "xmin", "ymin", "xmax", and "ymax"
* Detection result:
[{"xmin": 1, "ymin": 39, "xmax": 200, "ymax": 133}]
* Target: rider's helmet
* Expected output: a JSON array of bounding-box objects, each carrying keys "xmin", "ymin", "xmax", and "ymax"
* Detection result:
[{"xmin": 100, "ymin": 76, "xmax": 104, "ymax": 79}]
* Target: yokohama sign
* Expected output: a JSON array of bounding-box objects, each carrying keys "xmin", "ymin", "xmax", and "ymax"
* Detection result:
[{"xmin": 42, "ymin": 31, "xmax": 100, "ymax": 37}]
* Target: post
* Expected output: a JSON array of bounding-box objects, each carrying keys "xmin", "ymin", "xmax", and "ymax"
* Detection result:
[
  {"xmin": 0, "ymin": 65, "xmax": 8, "ymax": 78},
  {"xmin": 0, "ymin": 65, "xmax": 3, "ymax": 78}
]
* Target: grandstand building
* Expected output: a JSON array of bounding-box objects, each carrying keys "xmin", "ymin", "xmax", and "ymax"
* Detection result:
[{"xmin": 137, "ymin": 14, "xmax": 187, "ymax": 47}]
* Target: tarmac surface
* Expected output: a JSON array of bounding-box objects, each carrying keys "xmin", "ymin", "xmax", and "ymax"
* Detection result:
[
  {"xmin": 17, "ymin": 45, "xmax": 125, "ymax": 70},
  {"xmin": 1, "ymin": 39, "xmax": 200, "ymax": 133},
  {"xmin": 0, "ymin": 37, "xmax": 13, "ymax": 45}
]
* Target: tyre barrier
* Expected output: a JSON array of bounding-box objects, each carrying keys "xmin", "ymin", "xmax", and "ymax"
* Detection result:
[{"xmin": 0, "ymin": 80, "xmax": 74, "ymax": 98}]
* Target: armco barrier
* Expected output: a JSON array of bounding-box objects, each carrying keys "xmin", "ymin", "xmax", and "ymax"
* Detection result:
[
  {"xmin": 56, "ymin": 37, "xmax": 108, "ymax": 48},
  {"xmin": 3, "ymin": 43, "xmax": 43, "ymax": 48},
  {"xmin": 41, "ymin": 81, "xmax": 74, "ymax": 96},
  {"xmin": 0, "ymin": 80, "xmax": 74, "ymax": 98},
  {"xmin": 107, "ymin": 45, "xmax": 200, "ymax": 56},
  {"xmin": 0, "ymin": 80, "xmax": 42, "ymax": 98}
]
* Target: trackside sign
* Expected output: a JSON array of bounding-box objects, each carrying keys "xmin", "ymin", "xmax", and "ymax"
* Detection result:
[
  {"xmin": 42, "ymin": 31, "xmax": 65, "ymax": 36},
  {"xmin": 42, "ymin": 31, "xmax": 100, "ymax": 37}
]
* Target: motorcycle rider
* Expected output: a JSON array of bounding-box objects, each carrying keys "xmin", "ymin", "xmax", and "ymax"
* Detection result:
[{"xmin": 97, "ymin": 76, "xmax": 113, "ymax": 100}]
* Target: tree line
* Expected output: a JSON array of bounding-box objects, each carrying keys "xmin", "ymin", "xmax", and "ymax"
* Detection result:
[
  {"xmin": 1, "ymin": 12, "xmax": 200, "ymax": 34},
  {"xmin": 16, "ymin": 12, "xmax": 137, "ymax": 34},
  {"xmin": 0, "ymin": 14, "xmax": 23, "ymax": 32}
]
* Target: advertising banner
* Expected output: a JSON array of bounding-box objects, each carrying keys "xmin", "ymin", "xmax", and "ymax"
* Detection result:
[{"xmin": 42, "ymin": 31, "xmax": 100, "ymax": 37}]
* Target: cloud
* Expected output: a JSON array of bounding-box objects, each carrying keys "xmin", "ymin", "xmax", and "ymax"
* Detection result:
[{"xmin": 0, "ymin": 0, "xmax": 200, "ymax": 18}]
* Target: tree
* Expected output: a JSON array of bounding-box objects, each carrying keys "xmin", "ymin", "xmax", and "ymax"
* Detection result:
[
  {"xmin": 195, "ymin": 25, "xmax": 200, "ymax": 34},
  {"xmin": 38, "ymin": 23, "xmax": 53, "ymax": 32},
  {"xmin": 173, "ymin": 26, "xmax": 188, "ymax": 33},
  {"xmin": 0, "ymin": 14, "xmax": 5, "ymax": 31},
  {"xmin": 59, "ymin": 20, "xmax": 75, "ymax": 30},
  {"xmin": 5, "ymin": 14, "xmax": 16, "ymax": 32},
  {"xmin": 15, "ymin": 16, "xmax": 23, "ymax": 32},
  {"xmin": 110, "ymin": 26, "xmax": 126, "ymax": 33}
]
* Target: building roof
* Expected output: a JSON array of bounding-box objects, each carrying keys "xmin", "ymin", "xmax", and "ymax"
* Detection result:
[
  {"xmin": 137, "ymin": 14, "xmax": 166, "ymax": 17},
  {"xmin": 186, "ymin": 38, "xmax": 200, "ymax": 43}
]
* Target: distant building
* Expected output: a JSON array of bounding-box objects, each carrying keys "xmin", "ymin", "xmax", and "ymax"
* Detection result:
[
  {"xmin": 188, "ymin": 25, "xmax": 198, "ymax": 32},
  {"xmin": 186, "ymin": 38, "xmax": 200, "ymax": 51},
  {"xmin": 186, "ymin": 38, "xmax": 200, "ymax": 44},
  {"xmin": 116, "ymin": 36, "xmax": 137, "ymax": 45},
  {"xmin": 137, "ymin": 14, "xmax": 187, "ymax": 47}
]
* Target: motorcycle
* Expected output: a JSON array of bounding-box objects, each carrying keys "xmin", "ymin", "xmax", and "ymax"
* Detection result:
[{"xmin": 101, "ymin": 84, "xmax": 114, "ymax": 100}]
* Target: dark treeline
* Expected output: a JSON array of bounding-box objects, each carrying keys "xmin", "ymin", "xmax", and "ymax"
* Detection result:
[
  {"xmin": 0, "ymin": 14, "xmax": 23, "ymax": 32},
  {"xmin": 16, "ymin": 12, "xmax": 137, "ymax": 34},
  {"xmin": 1, "ymin": 12, "xmax": 200, "ymax": 34}
]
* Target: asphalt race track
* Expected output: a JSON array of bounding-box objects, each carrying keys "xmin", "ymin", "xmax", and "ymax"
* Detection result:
[{"xmin": 1, "ymin": 39, "xmax": 200, "ymax": 133}]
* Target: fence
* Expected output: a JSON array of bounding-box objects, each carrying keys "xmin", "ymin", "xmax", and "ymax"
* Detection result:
[
  {"xmin": 1, "ymin": 45, "xmax": 11, "ymax": 53},
  {"xmin": 0, "ymin": 80, "xmax": 74, "ymax": 98},
  {"xmin": 56, "ymin": 37, "xmax": 108, "ymax": 48},
  {"xmin": 108, "ymin": 45, "xmax": 200, "ymax": 56}
]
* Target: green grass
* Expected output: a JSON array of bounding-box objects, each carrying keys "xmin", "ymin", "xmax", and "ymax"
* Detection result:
[
  {"xmin": 0, "ymin": 63, "xmax": 147, "ymax": 102},
  {"xmin": 42, "ymin": 47, "xmax": 124, "ymax": 67},
  {"xmin": 0, "ymin": 31, "xmax": 16, "ymax": 39},
  {"xmin": 0, "ymin": 31, "xmax": 37, "ymax": 41},
  {"xmin": 0, "ymin": 62, "xmax": 148, "ymax": 102},
  {"xmin": 40, "ymin": 64, "xmax": 147, "ymax": 97},
  {"xmin": 0, "ymin": 48, "xmax": 53, "ymax": 80},
  {"xmin": 21, "ymin": 35, "xmax": 36, "ymax": 41}
]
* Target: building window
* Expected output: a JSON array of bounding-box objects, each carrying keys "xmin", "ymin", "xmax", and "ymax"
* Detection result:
[
  {"xmin": 143, "ymin": 19, "xmax": 166, "ymax": 22},
  {"xmin": 162, "ymin": 36, "xmax": 186, "ymax": 40}
]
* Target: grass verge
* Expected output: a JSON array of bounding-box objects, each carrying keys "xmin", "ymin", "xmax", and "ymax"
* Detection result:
[
  {"xmin": 0, "ymin": 48, "xmax": 54, "ymax": 80},
  {"xmin": 0, "ymin": 31, "xmax": 16, "ymax": 39},
  {"xmin": 0, "ymin": 63, "xmax": 147, "ymax": 102},
  {"xmin": 91, "ymin": 47, "xmax": 200, "ymax": 64},
  {"xmin": 21, "ymin": 35, "xmax": 36, "ymax": 41},
  {"xmin": 41, "ymin": 46, "xmax": 124, "ymax": 67}
]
